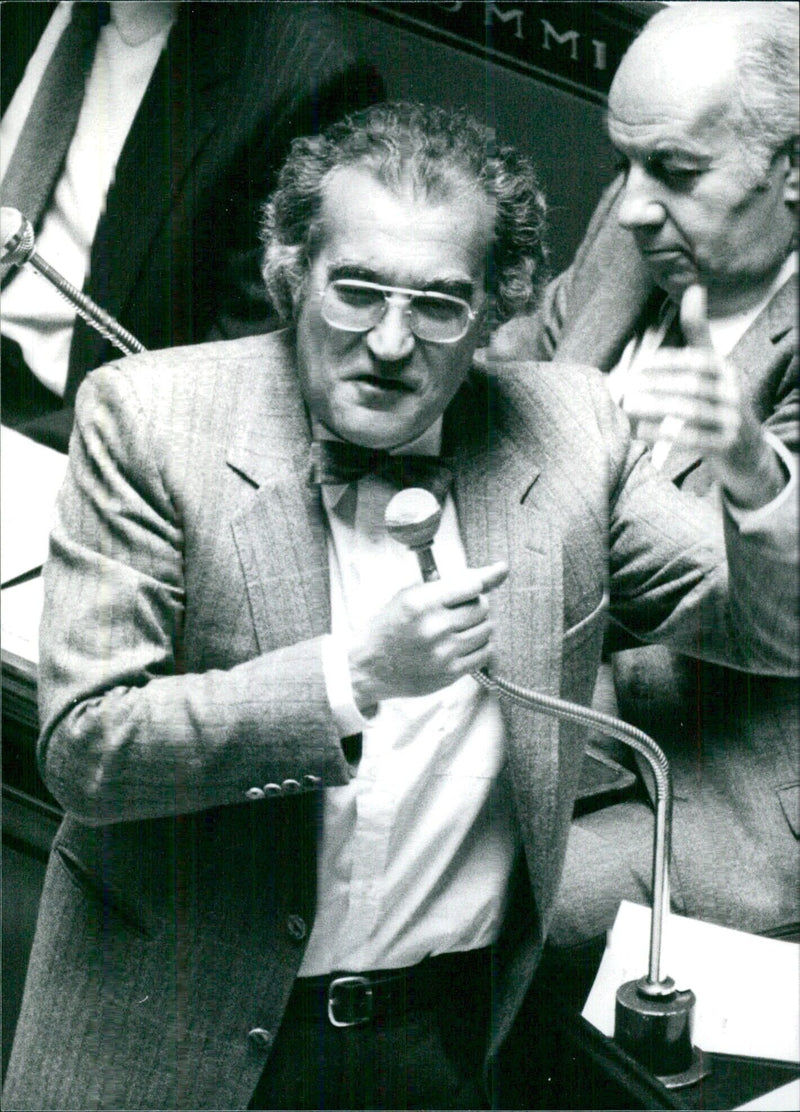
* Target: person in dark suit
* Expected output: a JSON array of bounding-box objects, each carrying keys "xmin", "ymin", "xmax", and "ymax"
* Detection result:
[
  {"xmin": 3, "ymin": 102, "xmax": 797, "ymax": 1110},
  {"xmin": 490, "ymin": 1, "xmax": 799, "ymax": 941},
  {"xmin": 1, "ymin": 0, "xmax": 383, "ymax": 451}
]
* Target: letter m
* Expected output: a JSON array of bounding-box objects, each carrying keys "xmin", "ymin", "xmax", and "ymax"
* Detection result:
[{"xmin": 541, "ymin": 19, "xmax": 580, "ymax": 60}]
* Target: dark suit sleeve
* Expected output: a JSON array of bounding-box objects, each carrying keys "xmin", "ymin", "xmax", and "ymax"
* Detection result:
[
  {"xmin": 486, "ymin": 176, "xmax": 630, "ymax": 362},
  {"xmin": 534, "ymin": 177, "xmax": 629, "ymax": 358}
]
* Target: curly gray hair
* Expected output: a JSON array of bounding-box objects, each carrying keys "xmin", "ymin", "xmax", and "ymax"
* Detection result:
[{"xmin": 260, "ymin": 102, "xmax": 549, "ymax": 329}]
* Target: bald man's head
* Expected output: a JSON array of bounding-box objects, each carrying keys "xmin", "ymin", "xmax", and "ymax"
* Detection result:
[
  {"xmin": 605, "ymin": 2, "xmax": 798, "ymax": 315},
  {"xmin": 611, "ymin": 2, "xmax": 798, "ymax": 175}
]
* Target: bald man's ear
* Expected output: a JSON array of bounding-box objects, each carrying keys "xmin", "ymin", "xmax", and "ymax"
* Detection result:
[{"xmin": 784, "ymin": 136, "xmax": 799, "ymax": 205}]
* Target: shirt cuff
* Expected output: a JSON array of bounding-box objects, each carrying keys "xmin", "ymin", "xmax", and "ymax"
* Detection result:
[
  {"xmin": 320, "ymin": 633, "xmax": 374, "ymax": 737},
  {"xmin": 724, "ymin": 431, "xmax": 797, "ymax": 530}
]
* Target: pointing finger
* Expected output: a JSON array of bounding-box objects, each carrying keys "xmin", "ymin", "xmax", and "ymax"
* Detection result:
[
  {"xmin": 680, "ymin": 284, "xmax": 713, "ymax": 351},
  {"xmin": 439, "ymin": 561, "xmax": 509, "ymax": 608},
  {"xmin": 478, "ymin": 561, "xmax": 509, "ymax": 593}
]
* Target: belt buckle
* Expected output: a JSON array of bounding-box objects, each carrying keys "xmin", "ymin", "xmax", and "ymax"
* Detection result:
[{"xmin": 327, "ymin": 974, "xmax": 373, "ymax": 1027}]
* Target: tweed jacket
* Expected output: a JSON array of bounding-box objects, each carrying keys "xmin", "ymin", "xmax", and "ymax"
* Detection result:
[
  {"xmin": 491, "ymin": 177, "xmax": 800, "ymax": 934},
  {"xmin": 1, "ymin": 1, "xmax": 382, "ymax": 447},
  {"xmin": 3, "ymin": 331, "xmax": 797, "ymax": 1109}
]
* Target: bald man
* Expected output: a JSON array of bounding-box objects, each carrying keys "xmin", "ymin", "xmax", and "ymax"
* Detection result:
[{"xmin": 492, "ymin": 1, "xmax": 799, "ymax": 941}]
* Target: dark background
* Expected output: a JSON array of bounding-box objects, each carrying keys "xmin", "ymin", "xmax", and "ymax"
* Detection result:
[{"xmin": 333, "ymin": 1, "xmax": 658, "ymax": 273}]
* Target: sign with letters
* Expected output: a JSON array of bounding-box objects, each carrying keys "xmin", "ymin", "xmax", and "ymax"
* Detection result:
[{"xmin": 363, "ymin": 1, "xmax": 652, "ymax": 103}]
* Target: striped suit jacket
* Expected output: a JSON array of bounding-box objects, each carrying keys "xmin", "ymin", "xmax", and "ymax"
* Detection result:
[{"xmin": 4, "ymin": 330, "xmax": 797, "ymax": 1108}]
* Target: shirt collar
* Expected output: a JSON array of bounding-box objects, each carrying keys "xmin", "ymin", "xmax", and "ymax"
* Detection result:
[{"xmin": 706, "ymin": 252, "xmax": 797, "ymax": 358}]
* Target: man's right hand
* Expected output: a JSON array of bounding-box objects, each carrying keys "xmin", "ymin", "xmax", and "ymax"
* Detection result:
[
  {"xmin": 624, "ymin": 285, "xmax": 788, "ymax": 508},
  {"xmin": 348, "ymin": 561, "xmax": 509, "ymax": 709}
]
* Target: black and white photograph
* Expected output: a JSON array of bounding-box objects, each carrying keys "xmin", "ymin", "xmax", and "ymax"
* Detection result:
[{"xmin": 1, "ymin": 2, "xmax": 798, "ymax": 1108}]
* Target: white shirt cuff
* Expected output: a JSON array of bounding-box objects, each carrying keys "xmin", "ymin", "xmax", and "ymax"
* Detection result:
[
  {"xmin": 320, "ymin": 633, "xmax": 374, "ymax": 737},
  {"xmin": 724, "ymin": 431, "xmax": 797, "ymax": 530}
]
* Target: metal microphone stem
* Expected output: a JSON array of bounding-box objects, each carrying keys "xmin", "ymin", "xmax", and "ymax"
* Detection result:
[
  {"xmin": 28, "ymin": 252, "xmax": 146, "ymax": 357},
  {"xmin": 470, "ymin": 668, "xmax": 673, "ymax": 989},
  {"xmin": 1, "ymin": 206, "xmax": 145, "ymax": 356},
  {"xmin": 385, "ymin": 486, "xmax": 707, "ymax": 1088}
]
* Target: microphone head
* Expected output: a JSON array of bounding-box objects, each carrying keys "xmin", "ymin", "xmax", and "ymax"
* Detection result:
[
  {"xmin": 1, "ymin": 207, "xmax": 35, "ymax": 274},
  {"xmin": 385, "ymin": 488, "xmax": 442, "ymax": 550}
]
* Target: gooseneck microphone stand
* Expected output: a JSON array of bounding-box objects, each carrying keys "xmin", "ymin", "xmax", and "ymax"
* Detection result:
[
  {"xmin": 385, "ymin": 486, "xmax": 708, "ymax": 1089},
  {"xmin": 1, "ymin": 207, "xmax": 145, "ymax": 356}
]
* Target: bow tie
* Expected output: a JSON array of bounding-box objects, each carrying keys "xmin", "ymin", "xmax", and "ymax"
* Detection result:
[{"xmin": 309, "ymin": 440, "xmax": 452, "ymax": 501}]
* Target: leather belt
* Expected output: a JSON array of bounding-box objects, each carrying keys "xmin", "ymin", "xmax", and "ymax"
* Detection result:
[{"xmin": 291, "ymin": 947, "xmax": 492, "ymax": 1028}]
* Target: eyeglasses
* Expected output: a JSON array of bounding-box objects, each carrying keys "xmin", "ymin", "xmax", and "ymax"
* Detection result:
[{"xmin": 321, "ymin": 278, "xmax": 477, "ymax": 344}]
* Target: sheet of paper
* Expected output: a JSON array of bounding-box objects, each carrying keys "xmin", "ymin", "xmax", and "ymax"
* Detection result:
[
  {"xmin": 735, "ymin": 1078, "xmax": 800, "ymax": 1111},
  {"xmin": 583, "ymin": 900, "xmax": 800, "ymax": 1064},
  {"xmin": 1, "ymin": 574, "xmax": 45, "ymax": 665},
  {"xmin": 1, "ymin": 426, "xmax": 68, "ymax": 585}
]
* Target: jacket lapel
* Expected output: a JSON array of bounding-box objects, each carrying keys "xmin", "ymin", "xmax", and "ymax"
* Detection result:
[
  {"xmin": 445, "ymin": 376, "xmax": 564, "ymax": 904},
  {"xmin": 101, "ymin": 10, "xmax": 226, "ymax": 314},
  {"xmin": 226, "ymin": 343, "xmax": 331, "ymax": 653},
  {"xmin": 731, "ymin": 273, "xmax": 797, "ymax": 407},
  {"xmin": 1, "ymin": 2, "xmax": 57, "ymax": 113},
  {"xmin": 761, "ymin": 271, "xmax": 797, "ymax": 348}
]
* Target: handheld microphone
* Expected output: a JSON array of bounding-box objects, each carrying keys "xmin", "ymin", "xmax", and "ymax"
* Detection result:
[
  {"xmin": 1, "ymin": 207, "xmax": 145, "ymax": 357},
  {"xmin": 384, "ymin": 488, "xmax": 443, "ymax": 582},
  {"xmin": 385, "ymin": 488, "xmax": 707, "ymax": 1089}
]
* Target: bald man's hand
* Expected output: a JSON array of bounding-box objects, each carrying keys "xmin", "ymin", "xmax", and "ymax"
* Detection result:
[{"xmin": 624, "ymin": 284, "xmax": 787, "ymax": 508}]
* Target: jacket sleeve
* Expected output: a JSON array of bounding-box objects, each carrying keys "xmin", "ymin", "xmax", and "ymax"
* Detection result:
[
  {"xmin": 37, "ymin": 369, "xmax": 352, "ymax": 826},
  {"xmin": 591, "ymin": 373, "xmax": 800, "ymax": 675}
]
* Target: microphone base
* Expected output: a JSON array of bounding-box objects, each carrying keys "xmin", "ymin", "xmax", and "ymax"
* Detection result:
[
  {"xmin": 657, "ymin": 1046, "xmax": 710, "ymax": 1090},
  {"xmin": 615, "ymin": 977, "xmax": 710, "ymax": 1090}
]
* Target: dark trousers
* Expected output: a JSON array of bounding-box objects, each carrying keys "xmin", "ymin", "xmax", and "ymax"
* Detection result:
[{"xmin": 248, "ymin": 949, "xmax": 493, "ymax": 1110}]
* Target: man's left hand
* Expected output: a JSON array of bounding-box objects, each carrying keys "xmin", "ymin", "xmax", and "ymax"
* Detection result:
[{"xmin": 624, "ymin": 284, "xmax": 787, "ymax": 508}]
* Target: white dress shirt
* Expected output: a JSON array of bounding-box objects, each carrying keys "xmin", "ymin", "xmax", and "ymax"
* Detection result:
[
  {"xmin": 1, "ymin": 2, "xmax": 175, "ymax": 395},
  {"xmin": 300, "ymin": 424, "xmax": 518, "ymax": 976}
]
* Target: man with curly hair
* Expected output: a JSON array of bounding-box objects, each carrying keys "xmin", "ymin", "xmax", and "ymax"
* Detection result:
[{"xmin": 5, "ymin": 102, "xmax": 797, "ymax": 1110}]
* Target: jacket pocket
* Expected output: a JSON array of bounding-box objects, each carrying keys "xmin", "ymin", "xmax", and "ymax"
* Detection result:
[{"xmin": 54, "ymin": 844, "xmax": 154, "ymax": 937}]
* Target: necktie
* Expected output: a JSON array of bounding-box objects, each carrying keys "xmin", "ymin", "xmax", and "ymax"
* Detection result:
[
  {"xmin": 2, "ymin": 2, "xmax": 109, "ymax": 230},
  {"xmin": 309, "ymin": 440, "xmax": 453, "ymax": 503}
]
